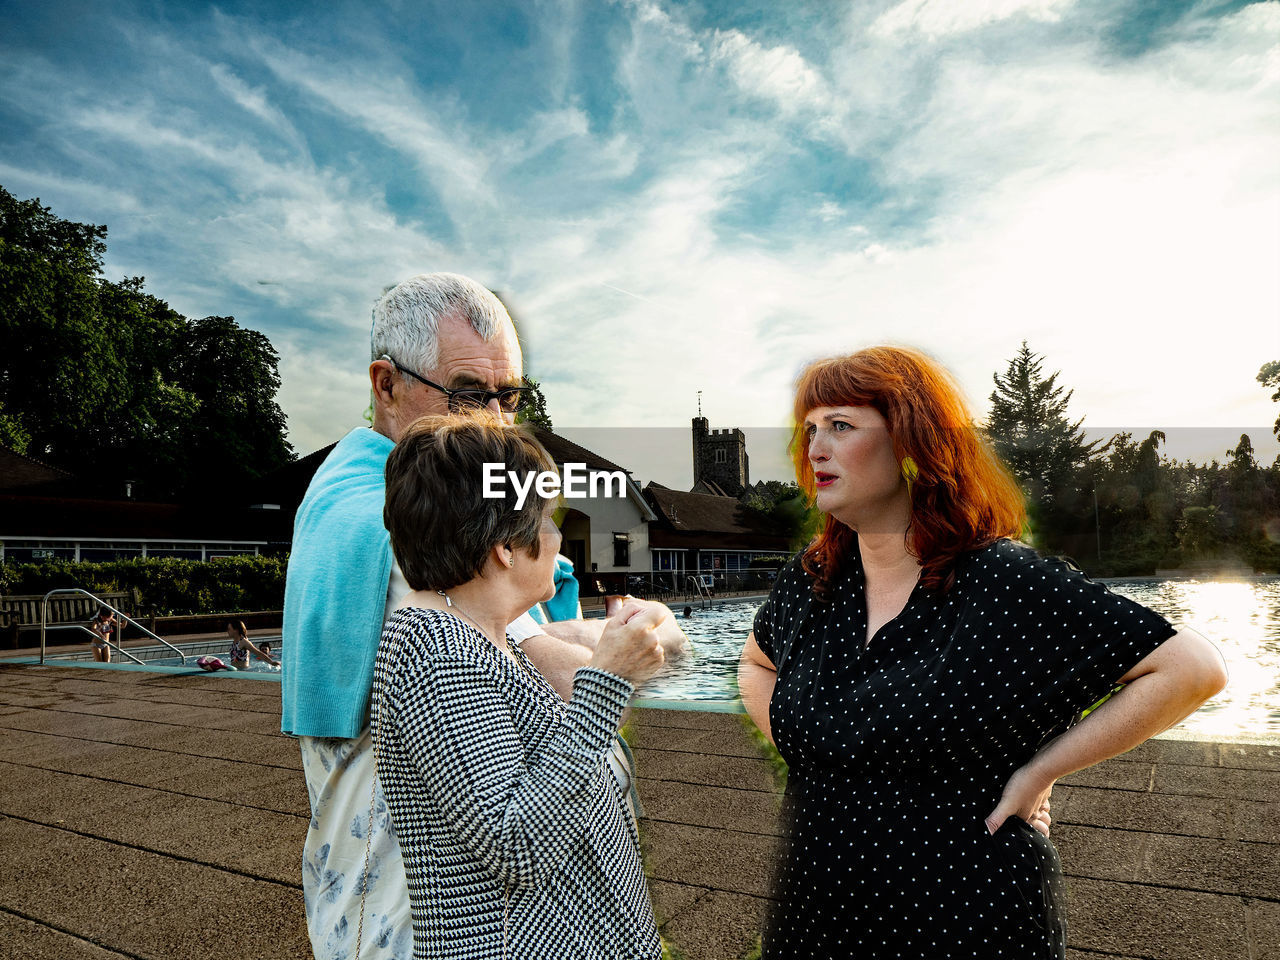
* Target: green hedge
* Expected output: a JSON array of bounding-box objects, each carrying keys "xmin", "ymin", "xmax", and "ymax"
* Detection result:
[{"xmin": 0, "ymin": 555, "xmax": 288, "ymax": 616}]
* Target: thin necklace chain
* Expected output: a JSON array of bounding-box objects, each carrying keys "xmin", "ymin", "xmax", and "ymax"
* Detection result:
[{"xmin": 436, "ymin": 589, "xmax": 531, "ymax": 675}]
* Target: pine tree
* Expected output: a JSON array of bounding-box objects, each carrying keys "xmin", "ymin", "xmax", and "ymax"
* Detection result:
[{"xmin": 987, "ymin": 342, "xmax": 1101, "ymax": 505}]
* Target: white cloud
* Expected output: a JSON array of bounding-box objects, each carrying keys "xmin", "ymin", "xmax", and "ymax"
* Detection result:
[
  {"xmin": 429, "ymin": 2, "xmax": 1279, "ymax": 478},
  {"xmin": 814, "ymin": 199, "xmax": 844, "ymax": 223},
  {"xmin": 624, "ymin": 0, "xmax": 704, "ymax": 59},
  {"xmin": 498, "ymin": 5, "xmax": 1279, "ymax": 486},
  {"xmin": 871, "ymin": 0, "xmax": 1077, "ymax": 40},
  {"xmin": 1, "ymin": 64, "xmax": 468, "ymax": 452},
  {"xmin": 6, "ymin": 1, "xmax": 1277, "ymax": 477},
  {"xmin": 208, "ymin": 63, "xmax": 308, "ymax": 154},
  {"xmin": 0, "ymin": 161, "xmax": 141, "ymax": 218},
  {"xmin": 709, "ymin": 29, "xmax": 832, "ymax": 114},
  {"xmin": 240, "ymin": 32, "xmax": 497, "ymax": 221},
  {"xmin": 499, "ymin": 106, "xmax": 591, "ymax": 165}
]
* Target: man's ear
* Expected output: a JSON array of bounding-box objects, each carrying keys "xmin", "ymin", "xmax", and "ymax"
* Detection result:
[{"xmin": 370, "ymin": 357, "xmax": 397, "ymax": 404}]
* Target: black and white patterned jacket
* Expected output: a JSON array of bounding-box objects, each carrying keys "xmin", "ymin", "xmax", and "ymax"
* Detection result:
[{"xmin": 371, "ymin": 607, "xmax": 662, "ymax": 960}]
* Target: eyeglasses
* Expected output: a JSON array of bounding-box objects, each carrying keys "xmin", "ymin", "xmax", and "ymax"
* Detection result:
[{"xmin": 380, "ymin": 355, "xmax": 532, "ymax": 414}]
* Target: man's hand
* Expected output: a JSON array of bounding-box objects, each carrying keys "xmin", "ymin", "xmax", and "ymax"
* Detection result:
[
  {"xmin": 520, "ymin": 632, "xmax": 593, "ymax": 702},
  {"xmin": 538, "ymin": 618, "xmax": 604, "ymax": 651},
  {"xmin": 525, "ymin": 600, "xmax": 690, "ymax": 701}
]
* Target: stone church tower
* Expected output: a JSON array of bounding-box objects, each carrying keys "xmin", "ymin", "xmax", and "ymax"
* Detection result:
[{"xmin": 691, "ymin": 417, "xmax": 749, "ymax": 497}]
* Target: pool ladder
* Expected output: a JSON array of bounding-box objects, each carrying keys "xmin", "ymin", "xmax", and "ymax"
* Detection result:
[
  {"xmin": 39, "ymin": 588, "xmax": 191, "ymax": 666},
  {"xmin": 686, "ymin": 576, "xmax": 713, "ymax": 609}
]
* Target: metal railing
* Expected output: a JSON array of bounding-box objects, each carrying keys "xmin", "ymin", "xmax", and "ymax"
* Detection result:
[
  {"xmin": 40, "ymin": 624, "xmax": 147, "ymax": 665},
  {"xmin": 610, "ymin": 570, "xmax": 781, "ymax": 603},
  {"xmin": 686, "ymin": 575, "xmax": 713, "ymax": 609},
  {"xmin": 40, "ymin": 588, "xmax": 190, "ymax": 666}
]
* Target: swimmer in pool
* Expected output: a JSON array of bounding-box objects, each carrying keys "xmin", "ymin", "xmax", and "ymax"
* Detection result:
[
  {"xmin": 226, "ymin": 619, "xmax": 279, "ymax": 669},
  {"xmin": 88, "ymin": 607, "xmax": 116, "ymax": 662}
]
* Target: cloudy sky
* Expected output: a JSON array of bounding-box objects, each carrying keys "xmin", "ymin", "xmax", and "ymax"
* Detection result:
[{"xmin": 2, "ymin": 0, "xmax": 1277, "ymax": 487}]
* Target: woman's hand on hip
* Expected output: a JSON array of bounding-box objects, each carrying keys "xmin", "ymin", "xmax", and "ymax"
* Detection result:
[{"xmin": 986, "ymin": 765, "xmax": 1056, "ymax": 838}]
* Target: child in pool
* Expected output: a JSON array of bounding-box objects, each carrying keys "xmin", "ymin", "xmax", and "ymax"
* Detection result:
[{"xmin": 226, "ymin": 619, "xmax": 279, "ymax": 668}]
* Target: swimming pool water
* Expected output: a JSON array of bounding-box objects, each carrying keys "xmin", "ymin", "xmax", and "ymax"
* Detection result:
[
  {"xmin": 642, "ymin": 578, "xmax": 1280, "ymax": 740},
  {"xmin": 637, "ymin": 602, "xmax": 754, "ymax": 703},
  {"xmin": 36, "ymin": 576, "xmax": 1278, "ymax": 739}
]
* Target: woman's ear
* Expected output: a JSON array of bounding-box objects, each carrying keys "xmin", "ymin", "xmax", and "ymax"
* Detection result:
[{"xmin": 490, "ymin": 542, "xmax": 515, "ymax": 569}]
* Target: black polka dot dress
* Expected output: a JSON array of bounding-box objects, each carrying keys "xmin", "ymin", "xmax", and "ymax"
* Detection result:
[{"xmin": 753, "ymin": 537, "xmax": 1176, "ymax": 960}]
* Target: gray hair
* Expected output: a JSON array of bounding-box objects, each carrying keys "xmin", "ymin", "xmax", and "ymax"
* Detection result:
[{"xmin": 370, "ymin": 273, "xmax": 512, "ymax": 372}]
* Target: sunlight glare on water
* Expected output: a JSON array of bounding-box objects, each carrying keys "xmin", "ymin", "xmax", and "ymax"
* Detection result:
[
  {"xmin": 1109, "ymin": 578, "xmax": 1280, "ymax": 740},
  {"xmin": 640, "ymin": 577, "xmax": 1280, "ymax": 741}
]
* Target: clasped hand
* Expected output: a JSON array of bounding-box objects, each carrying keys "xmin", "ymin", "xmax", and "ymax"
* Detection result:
[{"xmin": 589, "ymin": 599, "xmax": 669, "ymax": 685}]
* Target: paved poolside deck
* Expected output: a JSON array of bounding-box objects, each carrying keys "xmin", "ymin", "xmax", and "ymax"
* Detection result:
[{"xmin": 0, "ymin": 662, "xmax": 1275, "ymax": 959}]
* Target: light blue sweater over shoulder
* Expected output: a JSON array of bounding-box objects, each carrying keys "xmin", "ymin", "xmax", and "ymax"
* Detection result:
[
  {"xmin": 281, "ymin": 428, "xmax": 394, "ymax": 739},
  {"xmin": 280, "ymin": 427, "xmax": 584, "ymax": 738}
]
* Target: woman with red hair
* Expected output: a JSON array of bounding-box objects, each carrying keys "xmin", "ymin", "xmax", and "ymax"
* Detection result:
[{"xmin": 739, "ymin": 346, "xmax": 1226, "ymax": 959}]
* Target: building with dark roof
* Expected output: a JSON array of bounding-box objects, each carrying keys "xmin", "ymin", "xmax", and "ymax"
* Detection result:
[
  {"xmin": 0, "ymin": 447, "xmax": 75, "ymax": 493},
  {"xmin": 643, "ymin": 482, "xmax": 791, "ymax": 588},
  {"xmin": 0, "ymin": 427, "xmax": 660, "ymax": 595},
  {"xmin": 0, "ymin": 444, "xmax": 285, "ymax": 563},
  {"xmin": 524, "ymin": 425, "xmax": 657, "ymax": 593},
  {"xmin": 2, "ymin": 420, "xmax": 796, "ymax": 593}
]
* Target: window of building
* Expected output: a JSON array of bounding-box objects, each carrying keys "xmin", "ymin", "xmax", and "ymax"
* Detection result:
[
  {"xmin": 714, "ymin": 448, "xmax": 727, "ymax": 464},
  {"xmin": 80, "ymin": 544, "xmax": 145, "ymax": 562},
  {"xmin": 613, "ymin": 533, "xmax": 630, "ymax": 567}
]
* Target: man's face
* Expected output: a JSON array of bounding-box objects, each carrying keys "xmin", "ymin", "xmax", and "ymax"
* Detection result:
[{"xmin": 401, "ymin": 314, "xmax": 524, "ymax": 425}]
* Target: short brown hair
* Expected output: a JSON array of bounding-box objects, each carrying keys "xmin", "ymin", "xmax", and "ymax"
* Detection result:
[{"xmin": 384, "ymin": 413, "xmax": 557, "ymax": 591}]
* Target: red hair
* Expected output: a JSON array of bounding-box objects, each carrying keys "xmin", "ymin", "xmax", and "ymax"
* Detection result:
[{"xmin": 791, "ymin": 346, "xmax": 1026, "ymax": 597}]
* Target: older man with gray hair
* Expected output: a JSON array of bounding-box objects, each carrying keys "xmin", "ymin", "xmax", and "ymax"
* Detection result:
[{"xmin": 281, "ymin": 273, "xmax": 686, "ymax": 960}]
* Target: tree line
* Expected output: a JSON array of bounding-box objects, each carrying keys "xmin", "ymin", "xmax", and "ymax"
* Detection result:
[
  {"xmin": 987, "ymin": 343, "xmax": 1280, "ymax": 575},
  {"xmin": 0, "ymin": 185, "xmax": 294, "ymax": 502}
]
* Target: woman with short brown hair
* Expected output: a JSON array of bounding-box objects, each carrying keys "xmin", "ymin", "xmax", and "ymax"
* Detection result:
[{"xmin": 372, "ymin": 413, "xmax": 665, "ymax": 960}]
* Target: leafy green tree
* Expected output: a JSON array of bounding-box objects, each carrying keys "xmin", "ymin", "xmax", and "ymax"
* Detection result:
[
  {"xmin": 0, "ymin": 399, "xmax": 30, "ymax": 454},
  {"xmin": 740, "ymin": 480, "xmax": 818, "ymax": 550},
  {"xmin": 1177, "ymin": 505, "xmax": 1227, "ymax": 560},
  {"xmin": 1, "ymin": 187, "xmax": 115, "ymax": 466},
  {"xmin": 166, "ymin": 314, "xmax": 294, "ymax": 498},
  {"xmin": 1259, "ymin": 361, "xmax": 1280, "ymax": 440},
  {"xmin": 0, "ymin": 185, "xmax": 293, "ymax": 499},
  {"xmin": 740, "ymin": 479, "xmax": 798, "ymax": 514},
  {"xmin": 86, "ymin": 276, "xmax": 199, "ymax": 485},
  {"xmin": 515, "ymin": 376, "xmax": 553, "ymax": 430},
  {"xmin": 1094, "ymin": 430, "xmax": 1178, "ymax": 574},
  {"xmin": 1215, "ymin": 433, "xmax": 1276, "ymax": 567}
]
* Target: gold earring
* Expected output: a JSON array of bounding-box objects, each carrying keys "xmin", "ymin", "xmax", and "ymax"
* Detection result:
[{"xmin": 901, "ymin": 457, "xmax": 918, "ymax": 495}]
